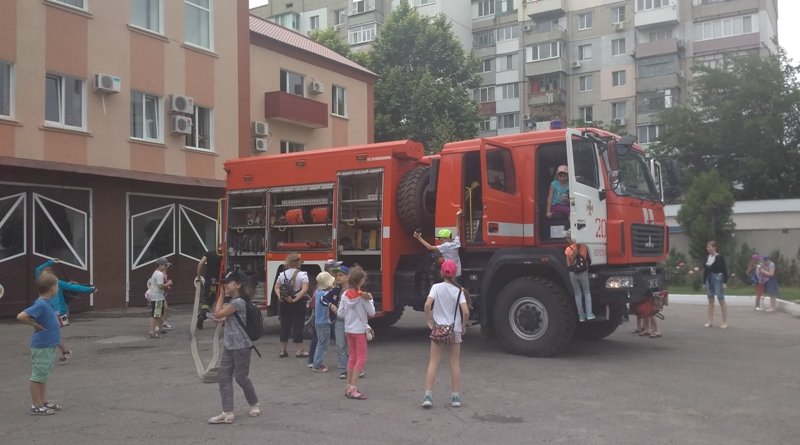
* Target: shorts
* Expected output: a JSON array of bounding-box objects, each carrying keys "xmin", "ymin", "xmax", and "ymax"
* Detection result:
[
  {"xmin": 31, "ymin": 347, "xmax": 57, "ymax": 382},
  {"xmin": 150, "ymin": 300, "xmax": 164, "ymax": 318}
]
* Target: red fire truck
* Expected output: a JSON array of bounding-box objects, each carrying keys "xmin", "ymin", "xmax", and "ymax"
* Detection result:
[{"xmin": 222, "ymin": 128, "xmax": 668, "ymax": 357}]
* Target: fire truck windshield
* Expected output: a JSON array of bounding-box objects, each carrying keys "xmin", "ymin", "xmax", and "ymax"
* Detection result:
[{"xmin": 613, "ymin": 149, "xmax": 659, "ymax": 200}]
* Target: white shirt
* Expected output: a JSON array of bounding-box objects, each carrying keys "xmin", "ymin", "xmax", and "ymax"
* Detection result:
[
  {"xmin": 281, "ymin": 268, "xmax": 309, "ymax": 293},
  {"xmin": 340, "ymin": 289, "xmax": 376, "ymax": 334},
  {"xmin": 706, "ymin": 254, "xmax": 716, "ymax": 267},
  {"xmin": 146, "ymin": 270, "xmax": 166, "ymax": 301},
  {"xmin": 437, "ymin": 236, "xmax": 462, "ymax": 276},
  {"xmin": 429, "ymin": 282, "xmax": 466, "ymax": 333}
]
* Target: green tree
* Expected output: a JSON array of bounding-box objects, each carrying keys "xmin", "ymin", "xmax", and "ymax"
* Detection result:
[
  {"xmin": 676, "ymin": 171, "xmax": 736, "ymax": 262},
  {"xmin": 308, "ymin": 27, "xmax": 352, "ymax": 58},
  {"xmin": 652, "ymin": 46, "xmax": 800, "ymax": 200},
  {"xmin": 367, "ymin": 1, "xmax": 481, "ymax": 153}
]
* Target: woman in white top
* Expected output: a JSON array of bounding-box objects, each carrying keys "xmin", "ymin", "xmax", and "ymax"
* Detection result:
[
  {"xmin": 273, "ymin": 253, "xmax": 309, "ymax": 358},
  {"xmin": 421, "ymin": 259, "xmax": 470, "ymax": 409}
]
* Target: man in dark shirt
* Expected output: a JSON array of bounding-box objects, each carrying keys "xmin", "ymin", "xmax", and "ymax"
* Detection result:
[{"xmin": 196, "ymin": 246, "xmax": 222, "ymax": 329}]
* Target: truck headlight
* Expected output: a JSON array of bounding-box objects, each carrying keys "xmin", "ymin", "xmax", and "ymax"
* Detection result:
[{"xmin": 606, "ymin": 276, "xmax": 634, "ymax": 289}]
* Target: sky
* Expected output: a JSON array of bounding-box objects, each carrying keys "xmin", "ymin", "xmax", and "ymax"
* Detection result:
[{"xmin": 247, "ymin": 0, "xmax": 800, "ymax": 62}]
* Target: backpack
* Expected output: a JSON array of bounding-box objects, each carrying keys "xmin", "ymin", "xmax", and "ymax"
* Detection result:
[
  {"xmin": 279, "ymin": 269, "xmax": 300, "ymax": 301},
  {"xmin": 568, "ymin": 245, "xmax": 588, "ymax": 273},
  {"xmin": 233, "ymin": 298, "xmax": 263, "ymax": 357}
]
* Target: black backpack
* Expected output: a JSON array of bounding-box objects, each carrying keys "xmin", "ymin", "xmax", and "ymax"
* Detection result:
[
  {"xmin": 570, "ymin": 252, "xmax": 588, "ymax": 273},
  {"xmin": 279, "ymin": 269, "xmax": 299, "ymax": 301},
  {"xmin": 233, "ymin": 299, "xmax": 263, "ymax": 357}
]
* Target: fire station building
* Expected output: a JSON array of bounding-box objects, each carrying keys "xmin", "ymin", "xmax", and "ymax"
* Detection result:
[{"xmin": 0, "ymin": 0, "xmax": 375, "ymax": 316}]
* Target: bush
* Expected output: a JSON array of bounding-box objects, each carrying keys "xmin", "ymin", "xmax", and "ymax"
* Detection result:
[
  {"xmin": 768, "ymin": 249, "xmax": 800, "ymax": 286},
  {"xmin": 666, "ymin": 248, "xmax": 689, "ymax": 286},
  {"xmin": 734, "ymin": 242, "xmax": 757, "ymax": 286}
]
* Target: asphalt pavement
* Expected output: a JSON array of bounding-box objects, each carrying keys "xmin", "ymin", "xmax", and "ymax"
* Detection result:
[{"xmin": 0, "ymin": 297, "xmax": 798, "ymax": 445}]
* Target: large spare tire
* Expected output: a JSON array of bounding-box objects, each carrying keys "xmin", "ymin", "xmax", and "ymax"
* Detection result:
[{"xmin": 397, "ymin": 166, "xmax": 436, "ymax": 234}]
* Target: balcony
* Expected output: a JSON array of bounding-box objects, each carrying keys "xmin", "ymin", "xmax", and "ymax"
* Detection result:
[
  {"xmin": 526, "ymin": 0, "xmax": 566, "ymax": 19},
  {"xmin": 693, "ymin": 0, "xmax": 758, "ymax": 20},
  {"xmin": 264, "ymin": 91, "xmax": 328, "ymax": 129},
  {"xmin": 634, "ymin": 2, "xmax": 680, "ymax": 29},
  {"xmin": 634, "ymin": 38, "xmax": 681, "ymax": 58},
  {"xmin": 525, "ymin": 57, "xmax": 567, "ymax": 77},
  {"xmin": 528, "ymin": 89, "xmax": 566, "ymax": 107},
  {"xmin": 526, "ymin": 28, "xmax": 566, "ymax": 45},
  {"xmin": 636, "ymin": 73, "xmax": 681, "ymax": 93}
]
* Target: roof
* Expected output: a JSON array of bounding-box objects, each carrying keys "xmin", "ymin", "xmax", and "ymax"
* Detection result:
[
  {"xmin": 249, "ymin": 15, "xmax": 376, "ymax": 77},
  {"xmin": 665, "ymin": 199, "xmax": 800, "ymax": 218}
]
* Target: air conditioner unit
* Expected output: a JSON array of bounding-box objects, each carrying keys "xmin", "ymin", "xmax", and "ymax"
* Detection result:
[
  {"xmin": 170, "ymin": 115, "xmax": 193, "ymax": 135},
  {"xmin": 252, "ymin": 121, "xmax": 269, "ymax": 137},
  {"xmin": 612, "ymin": 22, "xmax": 624, "ymax": 32},
  {"xmin": 522, "ymin": 114, "xmax": 530, "ymax": 120},
  {"xmin": 309, "ymin": 81, "xmax": 324, "ymax": 95},
  {"xmin": 169, "ymin": 94, "xmax": 195, "ymax": 114},
  {"xmin": 629, "ymin": 49, "xmax": 636, "ymax": 57},
  {"xmin": 93, "ymin": 73, "xmax": 121, "ymax": 94},
  {"xmin": 253, "ymin": 137, "xmax": 268, "ymax": 152},
  {"xmin": 613, "ymin": 118, "xmax": 627, "ymax": 126},
  {"xmin": 522, "ymin": 24, "xmax": 533, "ymax": 32},
  {"xmin": 571, "ymin": 61, "xmax": 582, "ymax": 69}
]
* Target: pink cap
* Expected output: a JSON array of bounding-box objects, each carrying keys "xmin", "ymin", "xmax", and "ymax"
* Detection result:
[
  {"xmin": 557, "ymin": 165, "xmax": 568, "ymax": 174},
  {"xmin": 441, "ymin": 259, "xmax": 457, "ymax": 278}
]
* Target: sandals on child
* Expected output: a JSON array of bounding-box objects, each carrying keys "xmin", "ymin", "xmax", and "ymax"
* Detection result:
[
  {"xmin": 345, "ymin": 390, "xmax": 366, "ymax": 400},
  {"xmin": 295, "ymin": 351, "xmax": 309, "ymax": 358},
  {"xmin": 278, "ymin": 351, "xmax": 288, "ymax": 358},
  {"xmin": 58, "ymin": 350, "xmax": 72, "ymax": 364}
]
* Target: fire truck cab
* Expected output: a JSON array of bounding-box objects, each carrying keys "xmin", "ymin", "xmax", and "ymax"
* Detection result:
[{"xmin": 223, "ymin": 128, "xmax": 668, "ymax": 357}]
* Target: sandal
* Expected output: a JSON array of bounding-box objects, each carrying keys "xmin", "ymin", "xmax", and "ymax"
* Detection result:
[
  {"xmin": 58, "ymin": 350, "xmax": 72, "ymax": 364},
  {"xmin": 148, "ymin": 332, "xmax": 160, "ymax": 339},
  {"xmin": 44, "ymin": 402, "xmax": 62, "ymax": 411},
  {"xmin": 649, "ymin": 332, "xmax": 662, "ymax": 338},
  {"xmin": 295, "ymin": 351, "xmax": 309, "ymax": 358},
  {"xmin": 30, "ymin": 406, "xmax": 56, "ymax": 416},
  {"xmin": 278, "ymin": 351, "xmax": 288, "ymax": 358},
  {"xmin": 638, "ymin": 330, "xmax": 651, "ymax": 336},
  {"xmin": 345, "ymin": 390, "xmax": 366, "ymax": 400},
  {"xmin": 630, "ymin": 328, "xmax": 644, "ymax": 334}
]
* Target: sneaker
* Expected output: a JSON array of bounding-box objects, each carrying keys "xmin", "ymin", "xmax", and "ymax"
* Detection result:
[
  {"xmin": 208, "ymin": 412, "xmax": 235, "ymax": 424},
  {"xmin": 421, "ymin": 394, "xmax": 433, "ymax": 408},
  {"xmin": 339, "ymin": 371, "xmax": 347, "ymax": 379},
  {"xmin": 755, "ymin": 307, "xmax": 762, "ymax": 311},
  {"xmin": 451, "ymin": 394, "xmax": 462, "ymax": 408},
  {"xmin": 578, "ymin": 316, "xmax": 586, "ymax": 322},
  {"xmin": 359, "ymin": 371, "xmax": 366, "ymax": 378},
  {"xmin": 162, "ymin": 323, "xmax": 174, "ymax": 331},
  {"xmin": 306, "ymin": 362, "xmax": 314, "ymax": 368},
  {"xmin": 43, "ymin": 402, "xmax": 62, "ymax": 411},
  {"xmin": 312, "ymin": 365, "xmax": 329, "ymax": 373},
  {"xmin": 249, "ymin": 405, "xmax": 261, "ymax": 417},
  {"xmin": 30, "ymin": 406, "xmax": 56, "ymax": 416},
  {"xmin": 586, "ymin": 314, "xmax": 596, "ymax": 321}
]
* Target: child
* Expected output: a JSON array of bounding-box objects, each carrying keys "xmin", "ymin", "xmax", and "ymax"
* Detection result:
[
  {"xmin": 328, "ymin": 264, "xmax": 353, "ymax": 379},
  {"xmin": 564, "ymin": 230, "xmax": 594, "ymax": 321},
  {"xmin": 146, "ymin": 258, "xmax": 173, "ymax": 338},
  {"xmin": 339, "ymin": 266, "xmax": 375, "ymax": 400},
  {"xmin": 17, "ymin": 272, "xmax": 63, "ymax": 415},
  {"xmin": 311, "ymin": 271, "xmax": 336, "ymax": 372},
  {"xmin": 546, "ymin": 165, "xmax": 570, "ymax": 219},
  {"xmin": 208, "ymin": 269, "xmax": 260, "ymax": 424},
  {"xmin": 414, "ymin": 209, "xmax": 463, "ymax": 279},
  {"xmin": 306, "ymin": 260, "xmax": 342, "ymax": 368},
  {"xmin": 421, "ymin": 260, "xmax": 469, "ymax": 408}
]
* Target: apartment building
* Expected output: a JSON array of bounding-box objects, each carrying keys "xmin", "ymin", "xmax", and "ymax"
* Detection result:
[{"xmin": 0, "ymin": 0, "xmax": 376, "ymax": 317}]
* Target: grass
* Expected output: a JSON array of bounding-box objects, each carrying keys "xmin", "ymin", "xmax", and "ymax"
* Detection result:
[{"xmin": 668, "ymin": 284, "xmax": 800, "ymax": 302}]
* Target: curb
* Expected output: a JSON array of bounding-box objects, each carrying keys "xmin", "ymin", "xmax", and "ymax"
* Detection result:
[{"xmin": 668, "ymin": 294, "xmax": 800, "ymax": 318}]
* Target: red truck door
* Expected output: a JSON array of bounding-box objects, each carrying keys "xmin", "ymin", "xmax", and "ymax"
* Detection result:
[
  {"xmin": 478, "ymin": 139, "xmax": 526, "ymax": 246},
  {"xmin": 566, "ymin": 130, "xmax": 608, "ymax": 264}
]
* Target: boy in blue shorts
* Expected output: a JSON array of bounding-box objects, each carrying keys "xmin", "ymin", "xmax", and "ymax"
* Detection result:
[{"xmin": 17, "ymin": 272, "xmax": 63, "ymax": 415}]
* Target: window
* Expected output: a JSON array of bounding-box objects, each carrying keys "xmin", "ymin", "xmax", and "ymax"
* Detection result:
[
  {"xmin": 527, "ymin": 41, "xmax": 560, "ymax": 62},
  {"xmin": 481, "ymin": 59, "xmax": 492, "ymax": 72},
  {"xmin": 132, "ymin": 0, "xmax": 161, "ymax": 33},
  {"xmin": 51, "ymin": 0, "xmax": 85, "ymax": 10},
  {"xmin": 131, "ymin": 204, "xmax": 175, "ymax": 269},
  {"xmin": 649, "ymin": 29, "xmax": 672, "ymax": 41},
  {"xmin": 496, "ymin": 53, "xmax": 518, "ymax": 72},
  {"xmin": 334, "ymin": 9, "xmax": 346, "ymax": 25},
  {"xmin": 572, "ymin": 139, "xmax": 600, "ymax": 188},
  {"xmin": 131, "ymin": 91, "xmax": 161, "ymax": 141},
  {"xmin": 578, "ymin": 12, "xmax": 592, "ymax": 30},
  {"xmin": 332, "ymin": 85, "xmax": 346, "ymax": 117},
  {"xmin": 499, "ymin": 0, "xmax": 514, "ymax": 13},
  {"xmin": 179, "ymin": 205, "xmax": 216, "ymax": 261},
  {"xmin": 612, "ymin": 102, "xmax": 626, "ymax": 120},
  {"xmin": 637, "ymin": 0, "xmax": 669, "ymax": 11},
  {"xmin": 638, "ymin": 89, "xmax": 674, "ymax": 113},
  {"xmin": 280, "ymin": 69, "xmax": 305, "ymax": 96},
  {"xmin": 533, "ymin": 18, "xmax": 557, "ymax": 33},
  {"xmin": 694, "ymin": 14, "xmax": 757, "ymax": 41},
  {"xmin": 479, "ymin": 118, "xmax": 492, "ymax": 133},
  {"xmin": 638, "ymin": 55, "xmax": 678, "ymax": 77},
  {"xmin": 473, "ymin": 29, "xmax": 495, "ymax": 47},
  {"xmin": 185, "ymin": 0, "xmax": 212, "ymax": 49},
  {"xmin": 272, "ymin": 12, "xmax": 300, "ymax": 30},
  {"xmin": 499, "ymin": 83, "xmax": 519, "ymax": 100},
  {"xmin": 476, "ymin": 0, "xmax": 494, "ymax": 18},
  {"xmin": 496, "ymin": 25, "xmax": 519, "ymax": 42},
  {"xmin": 612, "ymin": 6, "xmax": 625, "ymax": 23},
  {"xmin": 280, "ymin": 141, "xmax": 305, "ymax": 154},
  {"xmin": 185, "ymin": 106, "xmax": 212, "ymax": 150},
  {"xmin": 45, "ymin": 74, "xmax": 84, "ymax": 129},
  {"xmin": 0, "ymin": 193, "xmax": 26, "ymax": 263},
  {"xmin": 612, "ymin": 70, "xmax": 626, "ymax": 86},
  {"xmin": 497, "ymin": 113, "xmax": 518, "ymax": 130},
  {"xmin": 310, "ymin": 15, "xmax": 320, "ymax": 30},
  {"xmin": 414, "ymin": 0, "xmax": 435, "ymax": 5},
  {"xmin": 474, "ymin": 86, "xmax": 495, "ymax": 103},
  {"xmin": 578, "ymin": 75, "xmax": 592, "ymax": 92},
  {"xmin": 349, "ymin": 23, "xmax": 377, "ymax": 45},
  {"xmin": 486, "ymin": 148, "xmax": 516, "ymax": 194},
  {"xmin": 0, "ymin": 62, "xmax": 11, "ymax": 118},
  {"xmin": 637, "ymin": 124, "xmax": 662, "ymax": 144},
  {"xmin": 33, "ymin": 194, "xmax": 88, "ymax": 270},
  {"xmin": 579, "ymin": 106, "xmax": 593, "ymax": 122},
  {"xmin": 352, "ymin": 0, "xmax": 375, "ymax": 14},
  {"xmin": 578, "ymin": 44, "xmax": 592, "ymax": 61},
  {"xmin": 612, "ymin": 38, "xmax": 625, "ymax": 56}
]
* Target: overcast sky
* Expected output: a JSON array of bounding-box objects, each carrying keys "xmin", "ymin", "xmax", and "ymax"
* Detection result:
[{"xmin": 247, "ymin": 0, "xmax": 799, "ymax": 62}]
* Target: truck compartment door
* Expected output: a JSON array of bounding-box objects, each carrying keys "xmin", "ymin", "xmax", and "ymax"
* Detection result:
[
  {"xmin": 478, "ymin": 139, "xmax": 527, "ymax": 246},
  {"xmin": 565, "ymin": 130, "xmax": 608, "ymax": 265}
]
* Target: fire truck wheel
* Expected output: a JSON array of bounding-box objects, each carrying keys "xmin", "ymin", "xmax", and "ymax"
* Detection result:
[
  {"xmin": 397, "ymin": 166, "xmax": 436, "ymax": 234},
  {"xmin": 573, "ymin": 305, "xmax": 623, "ymax": 341},
  {"xmin": 370, "ymin": 307, "xmax": 404, "ymax": 330},
  {"xmin": 493, "ymin": 276, "xmax": 575, "ymax": 357}
]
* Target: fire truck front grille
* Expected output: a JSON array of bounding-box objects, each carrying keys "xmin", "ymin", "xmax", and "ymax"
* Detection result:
[{"xmin": 631, "ymin": 224, "xmax": 664, "ymax": 257}]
